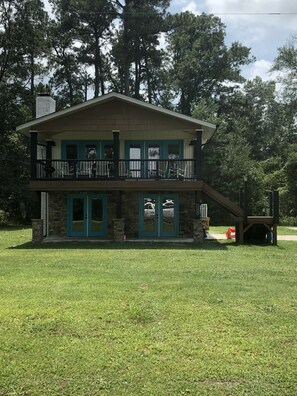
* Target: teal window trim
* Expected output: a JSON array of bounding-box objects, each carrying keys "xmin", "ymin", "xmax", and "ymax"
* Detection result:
[
  {"xmin": 87, "ymin": 194, "xmax": 108, "ymax": 237},
  {"xmin": 67, "ymin": 193, "xmax": 108, "ymax": 237},
  {"xmin": 139, "ymin": 193, "xmax": 179, "ymax": 238},
  {"xmin": 67, "ymin": 193, "xmax": 86, "ymax": 237}
]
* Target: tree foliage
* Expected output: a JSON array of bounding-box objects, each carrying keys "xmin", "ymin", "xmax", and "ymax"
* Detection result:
[
  {"xmin": 0, "ymin": 0, "xmax": 296, "ymax": 222},
  {"xmin": 166, "ymin": 12, "xmax": 253, "ymax": 115}
]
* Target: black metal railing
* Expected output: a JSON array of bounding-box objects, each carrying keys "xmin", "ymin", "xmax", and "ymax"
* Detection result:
[{"xmin": 35, "ymin": 159, "xmax": 197, "ymax": 180}]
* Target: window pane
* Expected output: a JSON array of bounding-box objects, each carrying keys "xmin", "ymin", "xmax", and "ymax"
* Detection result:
[
  {"xmin": 91, "ymin": 198, "xmax": 103, "ymax": 232},
  {"xmin": 129, "ymin": 146, "xmax": 141, "ymax": 177},
  {"xmin": 143, "ymin": 198, "xmax": 156, "ymax": 233},
  {"xmin": 103, "ymin": 144, "xmax": 114, "ymax": 160},
  {"xmin": 66, "ymin": 144, "xmax": 78, "ymax": 160},
  {"xmin": 162, "ymin": 198, "xmax": 174, "ymax": 233},
  {"xmin": 72, "ymin": 198, "xmax": 84, "ymax": 232},
  {"xmin": 148, "ymin": 145, "xmax": 160, "ymax": 176},
  {"xmin": 85, "ymin": 145, "xmax": 97, "ymax": 159},
  {"xmin": 168, "ymin": 144, "xmax": 179, "ymax": 158}
]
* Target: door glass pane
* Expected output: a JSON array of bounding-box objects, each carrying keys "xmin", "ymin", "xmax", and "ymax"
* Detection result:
[
  {"xmin": 66, "ymin": 144, "xmax": 78, "ymax": 159},
  {"xmin": 103, "ymin": 144, "xmax": 114, "ymax": 160},
  {"xmin": 168, "ymin": 144, "xmax": 179, "ymax": 177},
  {"xmin": 129, "ymin": 146, "xmax": 141, "ymax": 178},
  {"xmin": 148, "ymin": 145, "xmax": 160, "ymax": 177},
  {"xmin": 66, "ymin": 144, "xmax": 78, "ymax": 175},
  {"xmin": 162, "ymin": 198, "xmax": 175, "ymax": 233},
  {"xmin": 168, "ymin": 144, "xmax": 179, "ymax": 158},
  {"xmin": 143, "ymin": 198, "xmax": 156, "ymax": 233},
  {"xmin": 90, "ymin": 198, "xmax": 103, "ymax": 233},
  {"xmin": 72, "ymin": 198, "xmax": 84, "ymax": 232},
  {"xmin": 85, "ymin": 144, "xmax": 97, "ymax": 159}
]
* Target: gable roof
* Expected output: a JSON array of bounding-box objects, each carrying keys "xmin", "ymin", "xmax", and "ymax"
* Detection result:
[{"xmin": 16, "ymin": 92, "xmax": 216, "ymax": 140}]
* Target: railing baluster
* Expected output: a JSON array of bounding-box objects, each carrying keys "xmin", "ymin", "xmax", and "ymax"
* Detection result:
[{"xmin": 34, "ymin": 159, "xmax": 195, "ymax": 180}]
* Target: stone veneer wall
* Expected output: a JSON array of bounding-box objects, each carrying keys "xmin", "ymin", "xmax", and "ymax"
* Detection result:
[
  {"xmin": 121, "ymin": 191, "xmax": 199, "ymax": 238},
  {"xmin": 193, "ymin": 218, "xmax": 204, "ymax": 243},
  {"xmin": 121, "ymin": 192, "xmax": 139, "ymax": 238},
  {"xmin": 47, "ymin": 190, "xmax": 201, "ymax": 239},
  {"xmin": 179, "ymin": 191, "xmax": 197, "ymax": 238},
  {"xmin": 48, "ymin": 192, "xmax": 68, "ymax": 237},
  {"xmin": 32, "ymin": 219, "xmax": 44, "ymax": 243},
  {"xmin": 48, "ymin": 191, "xmax": 118, "ymax": 238},
  {"xmin": 113, "ymin": 219, "xmax": 125, "ymax": 241}
]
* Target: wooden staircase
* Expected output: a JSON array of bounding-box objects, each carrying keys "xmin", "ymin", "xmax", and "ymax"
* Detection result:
[
  {"xmin": 201, "ymin": 182, "xmax": 278, "ymax": 244},
  {"xmin": 201, "ymin": 182, "xmax": 244, "ymax": 219}
]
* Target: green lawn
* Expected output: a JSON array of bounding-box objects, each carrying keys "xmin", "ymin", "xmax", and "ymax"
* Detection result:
[{"xmin": 0, "ymin": 227, "xmax": 296, "ymax": 396}]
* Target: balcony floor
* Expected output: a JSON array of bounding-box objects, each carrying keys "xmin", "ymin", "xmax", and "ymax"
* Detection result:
[{"xmin": 29, "ymin": 179, "xmax": 204, "ymax": 192}]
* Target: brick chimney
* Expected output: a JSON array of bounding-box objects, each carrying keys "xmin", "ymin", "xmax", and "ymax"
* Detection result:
[{"xmin": 36, "ymin": 94, "xmax": 56, "ymax": 119}]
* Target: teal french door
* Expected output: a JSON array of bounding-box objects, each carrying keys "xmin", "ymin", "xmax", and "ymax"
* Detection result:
[
  {"xmin": 67, "ymin": 194, "xmax": 107, "ymax": 237},
  {"xmin": 139, "ymin": 194, "xmax": 179, "ymax": 237},
  {"xmin": 125, "ymin": 141, "xmax": 183, "ymax": 178}
]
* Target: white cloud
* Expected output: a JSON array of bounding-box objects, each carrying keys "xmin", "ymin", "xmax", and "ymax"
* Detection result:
[
  {"xmin": 181, "ymin": 1, "xmax": 202, "ymax": 14},
  {"xmin": 241, "ymin": 60, "xmax": 275, "ymax": 81},
  {"xmin": 205, "ymin": 0, "xmax": 297, "ymax": 32}
]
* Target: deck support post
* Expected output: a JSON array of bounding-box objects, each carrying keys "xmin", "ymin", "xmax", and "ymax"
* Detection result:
[
  {"xmin": 236, "ymin": 222, "xmax": 244, "ymax": 244},
  {"xmin": 116, "ymin": 191, "xmax": 122, "ymax": 219}
]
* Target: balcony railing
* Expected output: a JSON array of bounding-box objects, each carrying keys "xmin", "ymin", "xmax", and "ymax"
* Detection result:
[{"xmin": 35, "ymin": 159, "xmax": 198, "ymax": 180}]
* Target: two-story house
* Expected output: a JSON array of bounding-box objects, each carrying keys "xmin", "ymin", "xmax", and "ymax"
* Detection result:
[{"xmin": 17, "ymin": 92, "xmax": 249, "ymax": 243}]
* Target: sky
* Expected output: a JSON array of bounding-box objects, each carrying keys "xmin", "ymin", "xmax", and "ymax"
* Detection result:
[
  {"xmin": 43, "ymin": 0, "xmax": 297, "ymax": 83},
  {"xmin": 170, "ymin": 0, "xmax": 297, "ymax": 81}
]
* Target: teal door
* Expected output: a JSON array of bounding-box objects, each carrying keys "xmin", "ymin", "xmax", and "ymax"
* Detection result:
[
  {"xmin": 68, "ymin": 194, "xmax": 107, "ymax": 237},
  {"xmin": 139, "ymin": 194, "xmax": 179, "ymax": 238}
]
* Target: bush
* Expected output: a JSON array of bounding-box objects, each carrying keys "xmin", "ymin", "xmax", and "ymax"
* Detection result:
[{"xmin": 279, "ymin": 216, "xmax": 297, "ymax": 226}]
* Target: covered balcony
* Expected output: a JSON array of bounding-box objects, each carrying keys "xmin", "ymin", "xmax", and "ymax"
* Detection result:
[{"xmin": 34, "ymin": 158, "xmax": 198, "ymax": 181}]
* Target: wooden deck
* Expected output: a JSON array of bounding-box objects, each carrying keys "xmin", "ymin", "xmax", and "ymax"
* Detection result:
[{"xmin": 235, "ymin": 216, "xmax": 277, "ymax": 245}]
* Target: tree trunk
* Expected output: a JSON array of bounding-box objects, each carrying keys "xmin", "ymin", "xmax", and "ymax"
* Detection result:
[{"xmin": 94, "ymin": 34, "xmax": 100, "ymax": 97}]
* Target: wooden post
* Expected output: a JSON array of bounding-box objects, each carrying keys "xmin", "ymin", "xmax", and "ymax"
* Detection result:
[
  {"xmin": 30, "ymin": 131, "xmax": 37, "ymax": 180},
  {"xmin": 243, "ymin": 176, "xmax": 248, "ymax": 220},
  {"xmin": 116, "ymin": 191, "xmax": 122, "ymax": 219},
  {"xmin": 269, "ymin": 191, "xmax": 273, "ymax": 216},
  {"xmin": 273, "ymin": 224, "xmax": 277, "ymax": 246},
  {"xmin": 273, "ymin": 190, "xmax": 279, "ymax": 224},
  {"xmin": 239, "ymin": 186, "xmax": 244, "ymax": 209},
  {"xmin": 272, "ymin": 190, "xmax": 279, "ymax": 246},
  {"xmin": 237, "ymin": 222, "xmax": 244, "ymax": 244},
  {"xmin": 45, "ymin": 140, "xmax": 55, "ymax": 178},
  {"xmin": 31, "ymin": 191, "xmax": 41, "ymax": 219},
  {"xmin": 112, "ymin": 130, "xmax": 120, "ymax": 179},
  {"xmin": 194, "ymin": 129, "xmax": 202, "ymax": 180}
]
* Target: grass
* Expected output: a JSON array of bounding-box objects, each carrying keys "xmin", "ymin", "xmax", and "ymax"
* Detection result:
[{"xmin": 0, "ymin": 227, "xmax": 296, "ymax": 395}]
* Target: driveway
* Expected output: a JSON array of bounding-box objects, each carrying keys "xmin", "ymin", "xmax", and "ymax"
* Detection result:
[{"xmin": 207, "ymin": 233, "xmax": 297, "ymax": 241}]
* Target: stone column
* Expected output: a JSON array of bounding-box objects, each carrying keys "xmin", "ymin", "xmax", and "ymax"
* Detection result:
[
  {"xmin": 113, "ymin": 219, "xmax": 125, "ymax": 242},
  {"xmin": 193, "ymin": 218, "xmax": 203, "ymax": 243},
  {"xmin": 32, "ymin": 219, "xmax": 44, "ymax": 243}
]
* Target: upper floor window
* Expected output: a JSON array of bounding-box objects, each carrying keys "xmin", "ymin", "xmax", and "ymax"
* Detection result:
[{"xmin": 62, "ymin": 141, "xmax": 113, "ymax": 160}]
